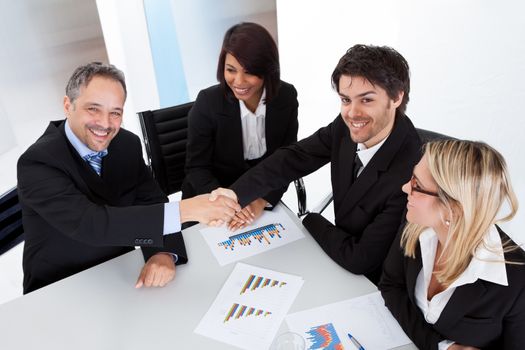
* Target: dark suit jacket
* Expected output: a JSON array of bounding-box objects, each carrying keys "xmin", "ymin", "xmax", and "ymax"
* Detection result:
[
  {"xmin": 182, "ymin": 81, "xmax": 298, "ymax": 205},
  {"xmin": 17, "ymin": 121, "xmax": 187, "ymax": 293},
  {"xmin": 231, "ymin": 113, "xmax": 422, "ymax": 284},
  {"xmin": 379, "ymin": 225, "xmax": 525, "ymax": 349}
]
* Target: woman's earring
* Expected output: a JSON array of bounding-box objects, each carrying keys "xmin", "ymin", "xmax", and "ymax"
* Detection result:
[{"xmin": 445, "ymin": 220, "xmax": 450, "ymax": 226}]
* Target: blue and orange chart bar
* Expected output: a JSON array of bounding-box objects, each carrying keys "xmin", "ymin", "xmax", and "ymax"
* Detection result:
[
  {"xmin": 240, "ymin": 274, "xmax": 287, "ymax": 294},
  {"xmin": 224, "ymin": 303, "xmax": 272, "ymax": 323},
  {"xmin": 306, "ymin": 323, "xmax": 344, "ymax": 350},
  {"xmin": 218, "ymin": 223, "xmax": 285, "ymax": 251}
]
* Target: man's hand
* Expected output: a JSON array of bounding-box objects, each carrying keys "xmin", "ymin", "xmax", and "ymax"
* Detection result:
[
  {"xmin": 209, "ymin": 187, "xmax": 238, "ymax": 202},
  {"xmin": 180, "ymin": 193, "xmax": 240, "ymax": 225},
  {"xmin": 135, "ymin": 252, "xmax": 175, "ymax": 288},
  {"xmin": 228, "ymin": 197, "xmax": 267, "ymax": 231},
  {"xmin": 448, "ymin": 345, "xmax": 480, "ymax": 350}
]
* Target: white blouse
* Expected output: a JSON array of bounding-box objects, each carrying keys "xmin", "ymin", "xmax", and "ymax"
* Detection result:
[
  {"xmin": 239, "ymin": 89, "xmax": 267, "ymax": 160},
  {"xmin": 414, "ymin": 225, "xmax": 508, "ymax": 349}
]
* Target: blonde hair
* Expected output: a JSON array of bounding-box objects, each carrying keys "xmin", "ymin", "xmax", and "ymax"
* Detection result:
[{"xmin": 401, "ymin": 140, "xmax": 519, "ymax": 287}]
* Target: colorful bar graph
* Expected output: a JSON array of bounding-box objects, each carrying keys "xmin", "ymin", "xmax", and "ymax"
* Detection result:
[
  {"xmin": 218, "ymin": 223, "xmax": 285, "ymax": 251},
  {"xmin": 306, "ymin": 323, "xmax": 344, "ymax": 350},
  {"xmin": 240, "ymin": 274, "xmax": 288, "ymax": 294},
  {"xmin": 223, "ymin": 303, "xmax": 272, "ymax": 323}
]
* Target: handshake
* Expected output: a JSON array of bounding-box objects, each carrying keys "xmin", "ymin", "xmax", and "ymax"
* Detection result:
[{"xmin": 180, "ymin": 188, "xmax": 257, "ymax": 229}]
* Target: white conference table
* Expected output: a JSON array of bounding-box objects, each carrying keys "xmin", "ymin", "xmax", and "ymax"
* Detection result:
[{"xmin": 0, "ymin": 205, "xmax": 416, "ymax": 349}]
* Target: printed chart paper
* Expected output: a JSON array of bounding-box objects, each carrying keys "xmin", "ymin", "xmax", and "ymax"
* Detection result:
[
  {"xmin": 199, "ymin": 204, "xmax": 304, "ymax": 266},
  {"xmin": 285, "ymin": 291, "xmax": 411, "ymax": 350},
  {"xmin": 195, "ymin": 263, "xmax": 304, "ymax": 350}
]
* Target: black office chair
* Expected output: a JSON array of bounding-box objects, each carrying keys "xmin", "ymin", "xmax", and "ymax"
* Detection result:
[
  {"xmin": 311, "ymin": 128, "xmax": 455, "ymax": 215},
  {"xmin": 138, "ymin": 103, "xmax": 308, "ymax": 216},
  {"xmin": 0, "ymin": 187, "xmax": 24, "ymax": 256},
  {"xmin": 138, "ymin": 102, "xmax": 193, "ymax": 196}
]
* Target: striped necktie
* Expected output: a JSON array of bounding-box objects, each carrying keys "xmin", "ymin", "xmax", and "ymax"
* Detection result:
[
  {"xmin": 353, "ymin": 152, "xmax": 363, "ymax": 182},
  {"xmin": 84, "ymin": 150, "xmax": 108, "ymax": 176}
]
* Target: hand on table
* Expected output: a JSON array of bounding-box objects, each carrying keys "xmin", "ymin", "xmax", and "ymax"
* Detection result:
[
  {"xmin": 448, "ymin": 344, "xmax": 480, "ymax": 350},
  {"xmin": 135, "ymin": 252, "xmax": 175, "ymax": 288},
  {"xmin": 180, "ymin": 193, "xmax": 240, "ymax": 226},
  {"xmin": 228, "ymin": 197, "xmax": 267, "ymax": 231}
]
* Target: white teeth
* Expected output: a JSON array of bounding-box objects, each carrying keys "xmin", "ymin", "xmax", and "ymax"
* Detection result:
[
  {"xmin": 90, "ymin": 128, "xmax": 109, "ymax": 136},
  {"xmin": 235, "ymin": 87, "xmax": 249, "ymax": 94},
  {"xmin": 351, "ymin": 122, "xmax": 367, "ymax": 128}
]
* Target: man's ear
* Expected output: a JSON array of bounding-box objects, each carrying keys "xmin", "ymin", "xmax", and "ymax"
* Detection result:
[
  {"xmin": 63, "ymin": 95, "xmax": 72, "ymax": 117},
  {"xmin": 392, "ymin": 91, "xmax": 404, "ymax": 109}
]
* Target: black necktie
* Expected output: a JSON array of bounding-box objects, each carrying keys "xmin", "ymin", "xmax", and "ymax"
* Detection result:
[{"xmin": 353, "ymin": 153, "xmax": 363, "ymax": 182}]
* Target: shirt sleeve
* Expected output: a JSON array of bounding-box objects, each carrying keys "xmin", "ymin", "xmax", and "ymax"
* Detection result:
[
  {"xmin": 438, "ymin": 340, "xmax": 455, "ymax": 349},
  {"xmin": 163, "ymin": 201, "xmax": 182, "ymax": 235}
]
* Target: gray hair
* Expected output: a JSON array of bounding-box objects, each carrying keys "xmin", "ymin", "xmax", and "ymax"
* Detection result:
[{"xmin": 65, "ymin": 62, "xmax": 127, "ymax": 103}]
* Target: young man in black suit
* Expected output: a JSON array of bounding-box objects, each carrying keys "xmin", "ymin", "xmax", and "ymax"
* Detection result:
[
  {"xmin": 17, "ymin": 62, "xmax": 240, "ymax": 294},
  {"xmin": 213, "ymin": 45, "xmax": 422, "ymax": 284}
]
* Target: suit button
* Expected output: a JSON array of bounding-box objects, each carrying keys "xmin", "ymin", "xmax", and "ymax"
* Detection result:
[
  {"xmin": 134, "ymin": 239, "xmax": 139, "ymax": 244},
  {"xmin": 147, "ymin": 239, "xmax": 153, "ymax": 244}
]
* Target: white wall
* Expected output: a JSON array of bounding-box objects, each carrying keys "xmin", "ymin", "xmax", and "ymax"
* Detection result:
[
  {"xmin": 96, "ymin": 0, "xmax": 277, "ymax": 138},
  {"xmin": 0, "ymin": 0, "xmax": 107, "ymax": 195},
  {"xmin": 276, "ymin": 0, "xmax": 525, "ymax": 241},
  {"xmin": 171, "ymin": 0, "xmax": 277, "ymax": 100},
  {"xmin": 0, "ymin": 0, "xmax": 107, "ymax": 304}
]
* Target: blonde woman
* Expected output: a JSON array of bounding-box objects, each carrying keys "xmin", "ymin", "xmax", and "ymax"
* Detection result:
[{"xmin": 379, "ymin": 140, "xmax": 524, "ymax": 349}]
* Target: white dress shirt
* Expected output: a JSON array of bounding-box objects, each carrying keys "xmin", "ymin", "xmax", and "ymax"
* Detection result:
[
  {"xmin": 415, "ymin": 225, "xmax": 508, "ymax": 349},
  {"xmin": 65, "ymin": 120, "xmax": 181, "ymax": 237},
  {"xmin": 355, "ymin": 136, "xmax": 388, "ymax": 177},
  {"xmin": 239, "ymin": 89, "xmax": 267, "ymax": 160}
]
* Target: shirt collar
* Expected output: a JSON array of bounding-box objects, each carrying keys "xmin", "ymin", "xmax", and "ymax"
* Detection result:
[
  {"xmin": 356, "ymin": 135, "xmax": 389, "ymax": 168},
  {"xmin": 239, "ymin": 89, "xmax": 266, "ymax": 119},
  {"xmin": 419, "ymin": 225, "xmax": 508, "ymax": 288},
  {"xmin": 64, "ymin": 119, "xmax": 108, "ymax": 158}
]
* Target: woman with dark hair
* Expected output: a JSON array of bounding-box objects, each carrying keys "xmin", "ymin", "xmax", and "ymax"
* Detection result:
[
  {"xmin": 379, "ymin": 139, "xmax": 525, "ymax": 349},
  {"xmin": 182, "ymin": 22, "xmax": 299, "ymax": 225}
]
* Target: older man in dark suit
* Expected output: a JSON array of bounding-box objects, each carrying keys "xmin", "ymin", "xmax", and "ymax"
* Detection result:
[
  {"xmin": 214, "ymin": 45, "xmax": 422, "ymax": 284},
  {"xmin": 17, "ymin": 62, "xmax": 240, "ymax": 294}
]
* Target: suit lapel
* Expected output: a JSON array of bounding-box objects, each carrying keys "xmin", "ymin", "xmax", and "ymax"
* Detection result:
[
  {"xmin": 334, "ymin": 134, "xmax": 357, "ymax": 212},
  {"xmin": 336, "ymin": 115, "xmax": 409, "ymax": 217},
  {"xmin": 407, "ymin": 245, "xmax": 424, "ymax": 301},
  {"xmin": 217, "ymin": 96, "xmax": 244, "ymax": 163},
  {"xmin": 265, "ymin": 94, "xmax": 288, "ymax": 151},
  {"xmin": 56, "ymin": 122, "xmax": 116, "ymax": 202},
  {"xmin": 434, "ymin": 280, "xmax": 487, "ymax": 331}
]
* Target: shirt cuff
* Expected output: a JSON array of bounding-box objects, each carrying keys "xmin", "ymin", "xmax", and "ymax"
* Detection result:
[
  {"xmin": 438, "ymin": 339, "xmax": 455, "ymax": 350},
  {"xmin": 163, "ymin": 201, "xmax": 182, "ymax": 235}
]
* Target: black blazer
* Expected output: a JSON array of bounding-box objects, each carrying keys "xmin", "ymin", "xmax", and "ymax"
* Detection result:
[
  {"xmin": 231, "ymin": 113, "xmax": 422, "ymax": 283},
  {"xmin": 17, "ymin": 121, "xmax": 187, "ymax": 293},
  {"xmin": 182, "ymin": 81, "xmax": 299, "ymax": 205},
  {"xmin": 379, "ymin": 225, "xmax": 525, "ymax": 349}
]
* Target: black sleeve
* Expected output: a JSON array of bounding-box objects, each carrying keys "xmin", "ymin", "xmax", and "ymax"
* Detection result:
[
  {"xmin": 133, "ymin": 152, "xmax": 188, "ymax": 264},
  {"xmin": 303, "ymin": 191, "xmax": 406, "ymax": 278},
  {"xmin": 231, "ymin": 117, "xmax": 336, "ymax": 207},
  {"xmin": 17, "ymin": 148, "xmax": 165, "ymax": 248},
  {"xmin": 502, "ymin": 270, "xmax": 525, "ymax": 349},
  {"xmin": 378, "ymin": 227, "xmax": 444, "ymax": 350},
  {"xmin": 184, "ymin": 89, "xmax": 222, "ymax": 194}
]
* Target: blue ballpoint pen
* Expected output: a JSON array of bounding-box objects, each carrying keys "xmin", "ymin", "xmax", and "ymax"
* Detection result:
[{"xmin": 347, "ymin": 332, "xmax": 365, "ymax": 350}]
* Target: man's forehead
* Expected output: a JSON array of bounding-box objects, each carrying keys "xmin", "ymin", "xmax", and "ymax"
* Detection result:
[{"xmin": 339, "ymin": 75, "xmax": 378, "ymax": 95}]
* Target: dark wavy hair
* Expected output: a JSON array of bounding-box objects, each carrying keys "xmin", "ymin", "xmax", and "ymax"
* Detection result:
[
  {"xmin": 216, "ymin": 22, "xmax": 280, "ymax": 103},
  {"xmin": 331, "ymin": 44, "xmax": 410, "ymax": 114}
]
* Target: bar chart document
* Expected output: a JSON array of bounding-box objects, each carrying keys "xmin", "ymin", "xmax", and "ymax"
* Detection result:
[
  {"xmin": 285, "ymin": 291, "xmax": 411, "ymax": 350},
  {"xmin": 199, "ymin": 204, "xmax": 304, "ymax": 266},
  {"xmin": 195, "ymin": 263, "xmax": 304, "ymax": 350}
]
